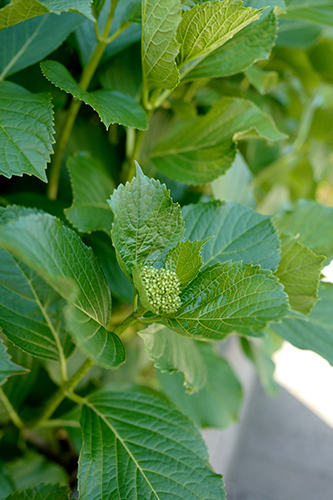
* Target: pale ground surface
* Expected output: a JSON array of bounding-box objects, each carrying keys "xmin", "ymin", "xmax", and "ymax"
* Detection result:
[{"xmin": 204, "ymin": 263, "xmax": 333, "ymax": 499}]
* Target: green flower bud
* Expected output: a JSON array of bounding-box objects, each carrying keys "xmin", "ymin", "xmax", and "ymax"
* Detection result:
[{"xmin": 140, "ymin": 266, "xmax": 181, "ymax": 314}]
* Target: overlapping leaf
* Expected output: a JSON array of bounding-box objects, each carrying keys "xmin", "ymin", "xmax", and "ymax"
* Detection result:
[
  {"xmin": 0, "ymin": 81, "xmax": 54, "ymax": 181},
  {"xmin": 163, "ymin": 261, "xmax": 288, "ymax": 339},
  {"xmin": 138, "ymin": 324, "xmax": 207, "ymax": 392},
  {"xmin": 78, "ymin": 390, "xmax": 226, "ymax": 499},
  {"xmin": 3, "ymin": 483, "xmax": 70, "ymax": 500},
  {"xmin": 165, "ymin": 239, "xmax": 205, "ymax": 286},
  {"xmin": 177, "ymin": 0, "xmax": 264, "ymax": 67},
  {"xmin": 141, "ymin": 0, "xmax": 181, "ymax": 91},
  {"xmin": 183, "ymin": 11, "xmax": 277, "ymax": 81},
  {"xmin": 108, "ymin": 164, "xmax": 185, "ymax": 277},
  {"xmin": 284, "ymin": 0, "xmax": 333, "ymax": 27},
  {"xmin": 270, "ymin": 282, "xmax": 333, "ymax": 365},
  {"xmin": 0, "ymin": 0, "xmax": 93, "ymax": 31},
  {"xmin": 159, "ymin": 343, "xmax": 242, "ymax": 428},
  {"xmin": 148, "ymin": 96, "xmax": 287, "ymax": 184},
  {"xmin": 274, "ymin": 199, "xmax": 333, "ymax": 262},
  {"xmin": 182, "ymin": 201, "xmax": 281, "ymax": 271},
  {"xmin": 275, "ymin": 235, "xmax": 325, "ymax": 313},
  {"xmin": 0, "ymin": 207, "xmax": 125, "ymax": 368},
  {"xmin": 0, "ymin": 13, "xmax": 84, "ymax": 79},
  {"xmin": 41, "ymin": 60, "xmax": 147, "ymax": 130},
  {"xmin": 0, "ymin": 339, "xmax": 28, "ymax": 386},
  {"xmin": 65, "ymin": 152, "xmax": 114, "ymax": 234}
]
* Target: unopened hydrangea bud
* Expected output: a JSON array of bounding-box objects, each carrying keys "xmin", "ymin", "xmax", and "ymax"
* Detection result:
[{"xmin": 140, "ymin": 266, "xmax": 181, "ymax": 314}]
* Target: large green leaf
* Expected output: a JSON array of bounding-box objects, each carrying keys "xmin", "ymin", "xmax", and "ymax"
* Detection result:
[
  {"xmin": 177, "ymin": 0, "xmax": 264, "ymax": 67},
  {"xmin": 138, "ymin": 323, "xmax": 207, "ymax": 392},
  {"xmin": 159, "ymin": 343, "xmax": 242, "ymax": 428},
  {"xmin": 165, "ymin": 239, "xmax": 205, "ymax": 286},
  {"xmin": 0, "ymin": 13, "xmax": 83, "ymax": 79},
  {"xmin": 78, "ymin": 390, "xmax": 226, "ymax": 499},
  {"xmin": 183, "ymin": 11, "xmax": 277, "ymax": 81},
  {"xmin": 182, "ymin": 201, "xmax": 281, "ymax": 271},
  {"xmin": 0, "ymin": 208, "xmax": 125, "ymax": 368},
  {"xmin": 148, "ymin": 96, "xmax": 287, "ymax": 184},
  {"xmin": 162, "ymin": 261, "xmax": 288, "ymax": 339},
  {"xmin": 284, "ymin": 0, "xmax": 333, "ymax": 27},
  {"xmin": 0, "ymin": 81, "xmax": 54, "ymax": 181},
  {"xmin": 276, "ymin": 19, "xmax": 323, "ymax": 49},
  {"xmin": 3, "ymin": 483, "xmax": 70, "ymax": 500},
  {"xmin": 65, "ymin": 152, "xmax": 114, "ymax": 234},
  {"xmin": 41, "ymin": 60, "xmax": 147, "ymax": 130},
  {"xmin": 108, "ymin": 164, "xmax": 185, "ymax": 277},
  {"xmin": 0, "ymin": 338, "xmax": 28, "ymax": 386},
  {"xmin": 0, "ymin": 0, "xmax": 93, "ymax": 31},
  {"xmin": 275, "ymin": 235, "xmax": 325, "ymax": 314},
  {"xmin": 270, "ymin": 282, "xmax": 333, "ymax": 365},
  {"xmin": 142, "ymin": 0, "xmax": 181, "ymax": 91},
  {"xmin": 274, "ymin": 199, "xmax": 333, "ymax": 262}
]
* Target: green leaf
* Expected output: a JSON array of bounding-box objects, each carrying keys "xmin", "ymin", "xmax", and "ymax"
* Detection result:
[
  {"xmin": 0, "ymin": 338, "xmax": 28, "ymax": 386},
  {"xmin": 3, "ymin": 483, "xmax": 70, "ymax": 500},
  {"xmin": 65, "ymin": 152, "xmax": 114, "ymax": 234},
  {"xmin": 0, "ymin": 463, "xmax": 14, "ymax": 500},
  {"xmin": 284, "ymin": 0, "xmax": 333, "ymax": 27},
  {"xmin": 0, "ymin": 81, "xmax": 54, "ymax": 181},
  {"xmin": 243, "ymin": 0, "xmax": 286, "ymax": 12},
  {"xmin": 159, "ymin": 343, "xmax": 242, "ymax": 428},
  {"xmin": 165, "ymin": 239, "xmax": 205, "ymax": 286},
  {"xmin": 276, "ymin": 19, "xmax": 323, "ymax": 49},
  {"xmin": 41, "ymin": 60, "xmax": 147, "ymax": 130},
  {"xmin": 183, "ymin": 11, "xmax": 277, "ymax": 81},
  {"xmin": 0, "ymin": 207, "xmax": 125, "ymax": 368},
  {"xmin": 149, "ymin": 96, "xmax": 288, "ymax": 184},
  {"xmin": 108, "ymin": 163, "xmax": 185, "ymax": 277},
  {"xmin": 245, "ymin": 65, "xmax": 279, "ymax": 95},
  {"xmin": 78, "ymin": 390, "xmax": 226, "ymax": 499},
  {"xmin": 142, "ymin": 0, "xmax": 181, "ymax": 92},
  {"xmin": 138, "ymin": 323, "xmax": 207, "ymax": 393},
  {"xmin": 275, "ymin": 235, "xmax": 325, "ymax": 314},
  {"xmin": 177, "ymin": 0, "xmax": 264, "ymax": 67},
  {"xmin": 270, "ymin": 282, "xmax": 333, "ymax": 366},
  {"xmin": 0, "ymin": 0, "xmax": 93, "ymax": 31},
  {"xmin": 162, "ymin": 261, "xmax": 288, "ymax": 339},
  {"xmin": 182, "ymin": 201, "xmax": 281, "ymax": 271},
  {"xmin": 0, "ymin": 13, "xmax": 83, "ymax": 79},
  {"xmin": 274, "ymin": 199, "xmax": 333, "ymax": 262}
]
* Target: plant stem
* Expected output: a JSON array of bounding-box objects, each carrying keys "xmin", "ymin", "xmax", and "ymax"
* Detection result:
[
  {"xmin": 0, "ymin": 388, "xmax": 24, "ymax": 429},
  {"xmin": 30, "ymin": 358, "xmax": 94, "ymax": 428},
  {"xmin": 113, "ymin": 306, "xmax": 148, "ymax": 336},
  {"xmin": 46, "ymin": 5, "xmax": 126, "ymax": 200}
]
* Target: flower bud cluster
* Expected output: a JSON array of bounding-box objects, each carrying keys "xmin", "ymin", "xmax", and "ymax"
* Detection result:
[{"xmin": 140, "ymin": 266, "xmax": 181, "ymax": 314}]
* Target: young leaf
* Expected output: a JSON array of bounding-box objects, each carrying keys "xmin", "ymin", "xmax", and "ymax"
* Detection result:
[
  {"xmin": 0, "ymin": 81, "xmax": 54, "ymax": 181},
  {"xmin": 159, "ymin": 343, "xmax": 243, "ymax": 428},
  {"xmin": 183, "ymin": 12, "xmax": 277, "ymax": 81},
  {"xmin": 0, "ymin": 339, "xmax": 28, "ymax": 386},
  {"xmin": 165, "ymin": 239, "xmax": 205, "ymax": 286},
  {"xmin": 284, "ymin": 0, "xmax": 333, "ymax": 27},
  {"xmin": 0, "ymin": 0, "xmax": 93, "ymax": 31},
  {"xmin": 177, "ymin": 0, "xmax": 264, "ymax": 67},
  {"xmin": 141, "ymin": 0, "xmax": 181, "ymax": 91},
  {"xmin": 274, "ymin": 199, "xmax": 333, "ymax": 262},
  {"xmin": 0, "ymin": 13, "xmax": 84, "ymax": 79},
  {"xmin": 149, "ymin": 96, "xmax": 288, "ymax": 184},
  {"xmin": 108, "ymin": 163, "xmax": 185, "ymax": 277},
  {"xmin": 182, "ymin": 201, "xmax": 281, "ymax": 271},
  {"xmin": 245, "ymin": 65, "xmax": 279, "ymax": 95},
  {"xmin": 162, "ymin": 261, "xmax": 289, "ymax": 339},
  {"xmin": 138, "ymin": 323, "xmax": 207, "ymax": 393},
  {"xmin": 3, "ymin": 483, "xmax": 70, "ymax": 500},
  {"xmin": 275, "ymin": 235, "xmax": 325, "ymax": 314},
  {"xmin": 78, "ymin": 390, "xmax": 226, "ymax": 499},
  {"xmin": 41, "ymin": 60, "xmax": 147, "ymax": 130},
  {"xmin": 0, "ymin": 208, "xmax": 125, "ymax": 368},
  {"xmin": 65, "ymin": 152, "xmax": 114, "ymax": 234},
  {"xmin": 270, "ymin": 282, "xmax": 333, "ymax": 366}
]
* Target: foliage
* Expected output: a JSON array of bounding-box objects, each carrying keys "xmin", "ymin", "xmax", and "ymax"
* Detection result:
[{"xmin": 0, "ymin": 0, "xmax": 333, "ymax": 497}]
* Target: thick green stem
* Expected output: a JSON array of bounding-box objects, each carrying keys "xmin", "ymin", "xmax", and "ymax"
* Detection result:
[
  {"xmin": 113, "ymin": 306, "xmax": 148, "ymax": 336},
  {"xmin": 47, "ymin": 5, "xmax": 125, "ymax": 200},
  {"xmin": 30, "ymin": 358, "xmax": 94, "ymax": 428},
  {"xmin": 0, "ymin": 388, "xmax": 24, "ymax": 429}
]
